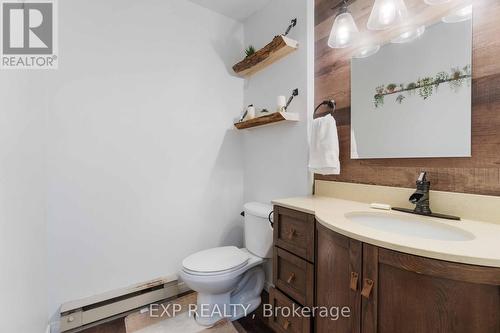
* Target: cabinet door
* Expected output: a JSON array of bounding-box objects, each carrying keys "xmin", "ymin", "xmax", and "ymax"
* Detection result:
[
  {"xmin": 274, "ymin": 247, "xmax": 315, "ymax": 307},
  {"xmin": 316, "ymin": 223, "xmax": 362, "ymax": 333},
  {"xmin": 269, "ymin": 287, "xmax": 311, "ymax": 333},
  {"xmin": 362, "ymin": 244, "xmax": 500, "ymax": 333},
  {"xmin": 274, "ymin": 206, "xmax": 315, "ymax": 262}
]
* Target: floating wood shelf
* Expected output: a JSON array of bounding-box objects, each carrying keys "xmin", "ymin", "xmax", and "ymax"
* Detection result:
[
  {"xmin": 234, "ymin": 112, "xmax": 299, "ymax": 130},
  {"xmin": 233, "ymin": 35, "xmax": 299, "ymax": 78}
]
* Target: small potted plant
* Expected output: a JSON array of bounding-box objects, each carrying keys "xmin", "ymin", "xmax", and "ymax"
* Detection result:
[
  {"xmin": 386, "ymin": 83, "xmax": 397, "ymax": 93},
  {"xmin": 245, "ymin": 45, "xmax": 256, "ymax": 58}
]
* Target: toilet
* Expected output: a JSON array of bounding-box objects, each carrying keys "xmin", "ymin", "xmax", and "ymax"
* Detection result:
[{"xmin": 179, "ymin": 202, "xmax": 273, "ymax": 326}]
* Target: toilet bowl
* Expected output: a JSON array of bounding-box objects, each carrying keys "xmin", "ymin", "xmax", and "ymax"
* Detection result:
[{"xmin": 179, "ymin": 202, "xmax": 273, "ymax": 326}]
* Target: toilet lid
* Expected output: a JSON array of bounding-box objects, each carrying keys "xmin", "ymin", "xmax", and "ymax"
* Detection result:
[{"xmin": 182, "ymin": 246, "xmax": 249, "ymax": 273}]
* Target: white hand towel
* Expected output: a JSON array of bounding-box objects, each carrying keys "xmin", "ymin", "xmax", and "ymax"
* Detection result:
[{"xmin": 308, "ymin": 114, "xmax": 340, "ymax": 175}]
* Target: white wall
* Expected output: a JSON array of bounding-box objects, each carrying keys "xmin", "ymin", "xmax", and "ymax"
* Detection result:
[
  {"xmin": 46, "ymin": 0, "xmax": 245, "ymax": 319},
  {"xmin": 0, "ymin": 73, "xmax": 48, "ymax": 332},
  {"xmin": 0, "ymin": 2, "xmax": 313, "ymax": 330},
  {"xmin": 242, "ymin": 0, "xmax": 312, "ymax": 204},
  {"xmin": 242, "ymin": 0, "xmax": 313, "ymax": 287}
]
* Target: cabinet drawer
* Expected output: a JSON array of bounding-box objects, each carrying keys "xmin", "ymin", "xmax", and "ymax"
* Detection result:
[
  {"xmin": 269, "ymin": 287, "xmax": 311, "ymax": 333},
  {"xmin": 273, "ymin": 247, "xmax": 314, "ymax": 307},
  {"xmin": 273, "ymin": 206, "xmax": 315, "ymax": 262}
]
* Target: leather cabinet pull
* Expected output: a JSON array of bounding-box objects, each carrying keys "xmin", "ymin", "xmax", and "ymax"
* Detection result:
[
  {"xmin": 283, "ymin": 320, "xmax": 291, "ymax": 330},
  {"xmin": 350, "ymin": 272, "xmax": 359, "ymax": 291},
  {"xmin": 361, "ymin": 278, "xmax": 374, "ymax": 299},
  {"xmin": 287, "ymin": 228, "xmax": 296, "ymax": 240},
  {"xmin": 287, "ymin": 272, "xmax": 296, "ymax": 284}
]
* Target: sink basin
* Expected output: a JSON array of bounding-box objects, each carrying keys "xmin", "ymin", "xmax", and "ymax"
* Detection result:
[{"xmin": 345, "ymin": 212, "xmax": 475, "ymax": 241}]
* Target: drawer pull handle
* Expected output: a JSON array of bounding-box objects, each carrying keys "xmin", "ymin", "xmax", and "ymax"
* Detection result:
[
  {"xmin": 283, "ymin": 319, "xmax": 291, "ymax": 330},
  {"xmin": 287, "ymin": 228, "xmax": 297, "ymax": 240},
  {"xmin": 361, "ymin": 278, "xmax": 374, "ymax": 299},
  {"xmin": 286, "ymin": 272, "xmax": 296, "ymax": 284},
  {"xmin": 350, "ymin": 272, "xmax": 359, "ymax": 291}
]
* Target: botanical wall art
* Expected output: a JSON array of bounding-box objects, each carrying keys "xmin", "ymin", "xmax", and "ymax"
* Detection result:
[
  {"xmin": 374, "ymin": 65, "xmax": 472, "ymax": 108},
  {"xmin": 350, "ymin": 19, "xmax": 472, "ymax": 159}
]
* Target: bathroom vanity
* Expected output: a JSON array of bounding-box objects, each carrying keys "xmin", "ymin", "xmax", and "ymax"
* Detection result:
[
  {"xmin": 316, "ymin": 223, "xmax": 500, "ymax": 333},
  {"xmin": 269, "ymin": 206, "xmax": 315, "ymax": 333},
  {"xmin": 269, "ymin": 195, "xmax": 500, "ymax": 333}
]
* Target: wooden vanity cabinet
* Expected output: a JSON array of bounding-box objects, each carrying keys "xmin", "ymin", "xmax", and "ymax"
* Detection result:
[
  {"xmin": 316, "ymin": 222, "xmax": 500, "ymax": 333},
  {"xmin": 270, "ymin": 206, "xmax": 316, "ymax": 333},
  {"xmin": 316, "ymin": 223, "xmax": 362, "ymax": 333},
  {"xmin": 362, "ymin": 244, "xmax": 500, "ymax": 333}
]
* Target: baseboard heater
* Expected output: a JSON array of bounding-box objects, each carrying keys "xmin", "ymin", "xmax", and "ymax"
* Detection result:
[{"xmin": 59, "ymin": 276, "xmax": 189, "ymax": 332}]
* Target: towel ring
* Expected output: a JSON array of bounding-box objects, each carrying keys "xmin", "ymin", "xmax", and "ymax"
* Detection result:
[{"xmin": 313, "ymin": 100, "xmax": 336, "ymax": 119}]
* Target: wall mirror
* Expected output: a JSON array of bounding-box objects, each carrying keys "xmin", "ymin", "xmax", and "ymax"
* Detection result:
[{"xmin": 345, "ymin": 0, "xmax": 472, "ymax": 159}]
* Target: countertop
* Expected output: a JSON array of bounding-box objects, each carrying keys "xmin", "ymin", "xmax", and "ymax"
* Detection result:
[{"xmin": 272, "ymin": 196, "xmax": 500, "ymax": 268}]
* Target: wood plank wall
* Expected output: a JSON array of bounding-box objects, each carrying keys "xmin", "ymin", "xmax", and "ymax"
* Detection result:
[{"xmin": 314, "ymin": 0, "xmax": 500, "ymax": 196}]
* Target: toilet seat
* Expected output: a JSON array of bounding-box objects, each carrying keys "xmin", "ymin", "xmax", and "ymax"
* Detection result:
[
  {"xmin": 182, "ymin": 246, "xmax": 250, "ymax": 276},
  {"xmin": 182, "ymin": 262, "xmax": 248, "ymax": 276}
]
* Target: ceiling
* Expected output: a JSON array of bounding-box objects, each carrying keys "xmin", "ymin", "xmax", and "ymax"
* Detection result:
[{"xmin": 188, "ymin": 0, "xmax": 272, "ymax": 22}]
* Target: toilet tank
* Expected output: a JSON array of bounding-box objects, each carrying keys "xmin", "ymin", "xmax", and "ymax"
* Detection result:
[{"xmin": 244, "ymin": 202, "xmax": 274, "ymax": 259}]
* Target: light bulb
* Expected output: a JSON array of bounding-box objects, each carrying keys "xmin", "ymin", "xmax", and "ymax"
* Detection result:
[
  {"xmin": 391, "ymin": 25, "xmax": 425, "ymax": 43},
  {"xmin": 367, "ymin": 0, "xmax": 408, "ymax": 30},
  {"xmin": 380, "ymin": 2, "xmax": 396, "ymax": 25},
  {"xmin": 442, "ymin": 5, "xmax": 472, "ymax": 23},
  {"xmin": 328, "ymin": 11, "xmax": 359, "ymax": 48}
]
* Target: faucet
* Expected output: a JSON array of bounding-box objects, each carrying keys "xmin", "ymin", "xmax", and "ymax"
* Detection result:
[
  {"xmin": 409, "ymin": 172, "xmax": 431, "ymax": 215},
  {"xmin": 393, "ymin": 172, "xmax": 461, "ymax": 221}
]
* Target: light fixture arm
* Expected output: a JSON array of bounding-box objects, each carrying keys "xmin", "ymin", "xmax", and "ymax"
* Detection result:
[{"xmin": 333, "ymin": 0, "xmax": 351, "ymax": 14}]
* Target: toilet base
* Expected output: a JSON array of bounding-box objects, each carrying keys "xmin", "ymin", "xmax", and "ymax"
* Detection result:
[
  {"xmin": 194, "ymin": 294, "xmax": 262, "ymax": 326},
  {"xmin": 194, "ymin": 267, "xmax": 265, "ymax": 327}
]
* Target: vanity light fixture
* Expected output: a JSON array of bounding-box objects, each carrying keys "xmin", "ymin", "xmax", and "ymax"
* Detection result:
[
  {"xmin": 367, "ymin": 0, "xmax": 408, "ymax": 30},
  {"xmin": 353, "ymin": 44, "xmax": 381, "ymax": 58},
  {"xmin": 424, "ymin": 0, "xmax": 451, "ymax": 4},
  {"xmin": 442, "ymin": 5, "xmax": 472, "ymax": 23},
  {"xmin": 327, "ymin": 0, "xmax": 359, "ymax": 48},
  {"xmin": 391, "ymin": 25, "xmax": 426, "ymax": 43}
]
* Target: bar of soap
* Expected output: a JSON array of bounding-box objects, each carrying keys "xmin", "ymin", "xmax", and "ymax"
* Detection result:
[{"xmin": 370, "ymin": 203, "xmax": 392, "ymax": 210}]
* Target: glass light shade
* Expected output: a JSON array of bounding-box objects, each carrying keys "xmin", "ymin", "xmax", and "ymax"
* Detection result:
[
  {"xmin": 353, "ymin": 44, "xmax": 381, "ymax": 58},
  {"xmin": 367, "ymin": 0, "xmax": 408, "ymax": 30},
  {"xmin": 328, "ymin": 12, "xmax": 359, "ymax": 48},
  {"xmin": 442, "ymin": 5, "xmax": 472, "ymax": 23},
  {"xmin": 424, "ymin": 0, "xmax": 451, "ymax": 4},
  {"xmin": 391, "ymin": 25, "xmax": 425, "ymax": 43}
]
